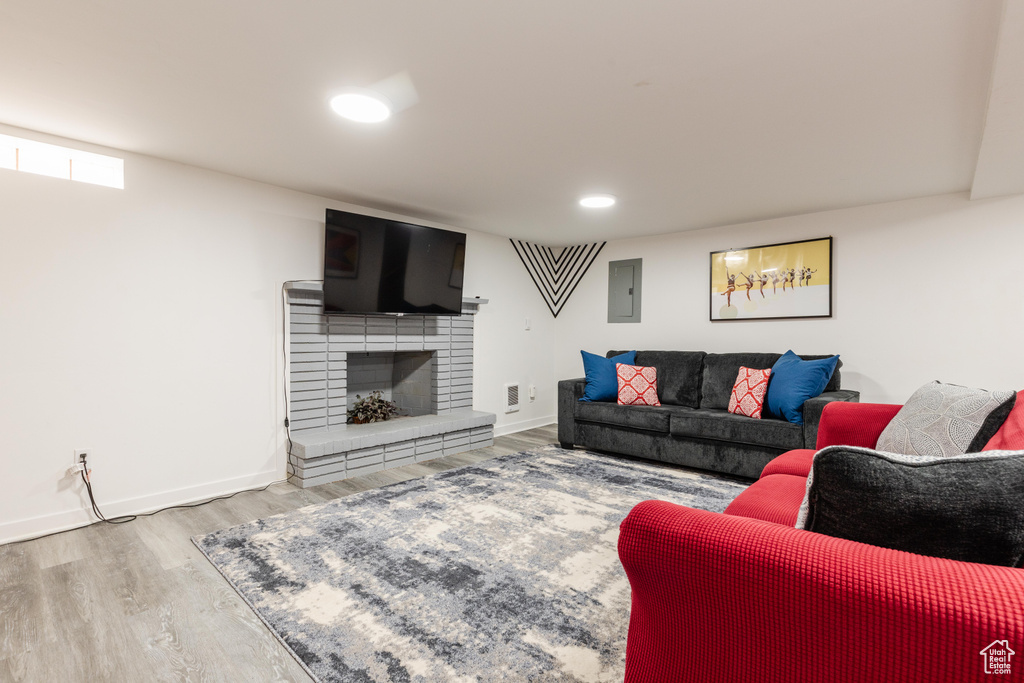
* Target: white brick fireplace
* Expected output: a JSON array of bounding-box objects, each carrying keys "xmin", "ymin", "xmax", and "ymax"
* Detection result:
[{"xmin": 284, "ymin": 282, "xmax": 495, "ymax": 488}]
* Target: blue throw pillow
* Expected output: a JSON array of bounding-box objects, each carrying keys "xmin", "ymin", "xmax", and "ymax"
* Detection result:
[
  {"xmin": 580, "ymin": 350, "xmax": 637, "ymax": 402},
  {"xmin": 764, "ymin": 350, "xmax": 839, "ymax": 424}
]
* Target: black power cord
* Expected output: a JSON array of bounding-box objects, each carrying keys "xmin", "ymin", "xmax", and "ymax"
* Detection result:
[
  {"xmin": 80, "ymin": 463, "xmax": 134, "ymax": 524},
  {"xmin": 79, "ymin": 459, "xmax": 279, "ymax": 524},
  {"xmin": 7, "ymin": 470, "xmax": 280, "ymax": 546}
]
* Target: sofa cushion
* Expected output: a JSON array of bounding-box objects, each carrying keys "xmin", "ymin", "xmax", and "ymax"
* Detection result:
[
  {"xmin": 723, "ymin": 473, "xmax": 806, "ymax": 526},
  {"xmin": 760, "ymin": 449, "xmax": 815, "ymax": 479},
  {"xmin": 669, "ymin": 409, "xmax": 804, "ymax": 450},
  {"xmin": 579, "ymin": 349, "xmax": 636, "ymax": 402},
  {"xmin": 575, "ymin": 401, "xmax": 673, "ymax": 433},
  {"xmin": 875, "ymin": 381, "xmax": 1016, "ymax": 456},
  {"xmin": 764, "ymin": 351, "xmax": 840, "ymax": 424},
  {"xmin": 797, "ymin": 445, "xmax": 1024, "ymax": 567},
  {"xmin": 609, "ymin": 350, "xmax": 705, "ymax": 407}
]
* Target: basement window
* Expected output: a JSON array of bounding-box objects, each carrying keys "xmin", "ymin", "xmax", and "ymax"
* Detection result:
[{"xmin": 0, "ymin": 133, "xmax": 124, "ymax": 189}]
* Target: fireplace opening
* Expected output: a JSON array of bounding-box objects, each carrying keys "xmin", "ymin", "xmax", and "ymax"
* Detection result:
[{"xmin": 346, "ymin": 351, "xmax": 435, "ymax": 418}]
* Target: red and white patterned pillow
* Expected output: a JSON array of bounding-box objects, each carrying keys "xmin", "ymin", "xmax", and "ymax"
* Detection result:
[
  {"xmin": 616, "ymin": 363, "xmax": 661, "ymax": 406},
  {"xmin": 728, "ymin": 367, "xmax": 772, "ymax": 418}
]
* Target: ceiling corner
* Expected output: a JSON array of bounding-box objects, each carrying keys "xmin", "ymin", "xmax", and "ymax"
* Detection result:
[{"xmin": 971, "ymin": 0, "xmax": 1024, "ymax": 200}]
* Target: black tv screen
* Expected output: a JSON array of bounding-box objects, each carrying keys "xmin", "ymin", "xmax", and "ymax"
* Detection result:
[{"xmin": 323, "ymin": 209, "xmax": 466, "ymax": 315}]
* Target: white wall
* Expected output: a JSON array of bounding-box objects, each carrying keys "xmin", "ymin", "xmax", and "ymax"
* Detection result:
[
  {"xmin": 555, "ymin": 192, "xmax": 1024, "ymax": 404},
  {"xmin": 9, "ymin": 125, "xmax": 1018, "ymax": 545},
  {"xmin": 0, "ymin": 126, "xmax": 556, "ymax": 543},
  {"xmin": 465, "ymin": 234, "xmax": 558, "ymax": 436}
]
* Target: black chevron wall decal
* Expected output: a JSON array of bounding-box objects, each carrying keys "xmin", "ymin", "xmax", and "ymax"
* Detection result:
[{"xmin": 510, "ymin": 240, "xmax": 606, "ymax": 317}]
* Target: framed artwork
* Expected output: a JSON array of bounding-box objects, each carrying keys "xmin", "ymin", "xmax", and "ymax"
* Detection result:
[{"xmin": 710, "ymin": 237, "xmax": 832, "ymax": 321}]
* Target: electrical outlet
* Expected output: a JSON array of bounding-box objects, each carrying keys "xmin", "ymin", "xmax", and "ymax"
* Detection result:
[
  {"xmin": 529, "ymin": 384, "xmax": 536, "ymax": 401},
  {"xmin": 74, "ymin": 449, "xmax": 91, "ymax": 468},
  {"xmin": 63, "ymin": 449, "xmax": 91, "ymax": 479}
]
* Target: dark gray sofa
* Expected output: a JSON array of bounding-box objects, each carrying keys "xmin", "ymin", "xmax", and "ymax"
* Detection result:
[{"xmin": 557, "ymin": 351, "xmax": 859, "ymax": 480}]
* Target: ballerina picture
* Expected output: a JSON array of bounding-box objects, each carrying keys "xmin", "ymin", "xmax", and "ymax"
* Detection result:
[{"xmin": 710, "ymin": 237, "xmax": 832, "ymax": 321}]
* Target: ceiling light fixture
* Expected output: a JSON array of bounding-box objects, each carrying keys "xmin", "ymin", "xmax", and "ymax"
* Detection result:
[
  {"xmin": 330, "ymin": 91, "xmax": 392, "ymax": 123},
  {"xmin": 579, "ymin": 194, "xmax": 616, "ymax": 208}
]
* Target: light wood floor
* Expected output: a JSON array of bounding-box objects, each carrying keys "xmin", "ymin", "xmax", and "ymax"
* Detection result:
[{"xmin": 0, "ymin": 424, "xmax": 559, "ymax": 682}]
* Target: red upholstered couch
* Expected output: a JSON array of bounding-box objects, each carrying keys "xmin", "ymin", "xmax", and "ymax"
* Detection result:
[{"xmin": 618, "ymin": 401, "xmax": 1024, "ymax": 683}]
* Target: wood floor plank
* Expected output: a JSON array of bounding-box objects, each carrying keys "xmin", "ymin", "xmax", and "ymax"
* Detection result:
[
  {"xmin": 0, "ymin": 424, "xmax": 557, "ymax": 680},
  {"xmin": 28, "ymin": 528, "xmax": 87, "ymax": 569},
  {"xmin": 39, "ymin": 560, "xmax": 135, "ymax": 681},
  {"xmin": 135, "ymin": 513, "xmax": 203, "ymax": 571},
  {"xmin": 86, "ymin": 521, "xmax": 171, "ymax": 618},
  {"xmin": 0, "ymin": 582, "xmax": 35, "ymax": 665},
  {"xmin": 0, "ymin": 544, "xmax": 31, "ymax": 590},
  {"xmin": 275, "ymin": 486, "xmax": 332, "ymax": 508},
  {"xmin": 175, "ymin": 559, "xmax": 311, "ymax": 681},
  {"xmin": 391, "ymin": 463, "xmax": 437, "ymax": 479},
  {"xmin": 134, "ymin": 598, "xmax": 222, "ymax": 682}
]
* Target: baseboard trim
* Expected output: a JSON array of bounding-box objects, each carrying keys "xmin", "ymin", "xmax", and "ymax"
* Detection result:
[
  {"xmin": 0, "ymin": 469, "xmax": 282, "ymax": 545},
  {"xmin": 493, "ymin": 415, "xmax": 556, "ymax": 438}
]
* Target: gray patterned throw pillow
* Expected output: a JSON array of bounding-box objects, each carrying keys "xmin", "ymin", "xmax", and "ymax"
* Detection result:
[{"xmin": 875, "ymin": 381, "xmax": 1016, "ymax": 456}]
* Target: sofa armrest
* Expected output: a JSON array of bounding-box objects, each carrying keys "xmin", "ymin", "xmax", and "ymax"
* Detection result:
[
  {"xmin": 801, "ymin": 389, "xmax": 860, "ymax": 448},
  {"xmin": 815, "ymin": 400, "xmax": 902, "ymax": 449},
  {"xmin": 557, "ymin": 378, "xmax": 586, "ymax": 448},
  {"xmin": 618, "ymin": 500, "xmax": 1024, "ymax": 683}
]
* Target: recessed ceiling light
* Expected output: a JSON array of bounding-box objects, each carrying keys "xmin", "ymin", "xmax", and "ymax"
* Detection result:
[
  {"xmin": 330, "ymin": 91, "xmax": 392, "ymax": 123},
  {"xmin": 579, "ymin": 194, "xmax": 616, "ymax": 208}
]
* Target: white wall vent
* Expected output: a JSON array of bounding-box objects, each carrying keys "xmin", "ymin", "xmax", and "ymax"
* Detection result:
[{"xmin": 504, "ymin": 383, "xmax": 520, "ymax": 413}]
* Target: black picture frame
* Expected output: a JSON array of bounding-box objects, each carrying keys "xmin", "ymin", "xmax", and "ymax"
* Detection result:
[{"xmin": 710, "ymin": 236, "xmax": 832, "ymax": 321}]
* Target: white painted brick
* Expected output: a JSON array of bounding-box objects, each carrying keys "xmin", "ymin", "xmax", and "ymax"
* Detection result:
[
  {"xmin": 293, "ymin": 388, "xmax": 328, "ymax": 401},
  {"xmin": 292, "ymin": 415, "xmax": 329, "ymax": 431},
  {"xmin": 291, "ymin": 322, "xmax": 328, "ymax": 334},
  {"xmin": 290, "ymin": 313, "xmax": 324, "ymax": 324},
  {"xmin": 293, "ymin": 368, "xmax": 329, "ymax": 381},
  {"xmin": 332, "ymin": 341, "xmax": 367, "ymax": 352}
]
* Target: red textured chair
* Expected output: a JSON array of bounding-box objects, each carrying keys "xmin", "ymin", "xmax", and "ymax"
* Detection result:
[
  {"xmin": 618, "ymin": 401, "xmax": 1024, "ymax": 682},
  {"xmin": 723, "ymin": 402, "xmax": 901, "ymax": 525}
]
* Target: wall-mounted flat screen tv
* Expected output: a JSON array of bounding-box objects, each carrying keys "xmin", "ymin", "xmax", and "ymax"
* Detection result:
[{"xmin": 323, "ymin": 208, "xmax": 466, "ymax": 315}]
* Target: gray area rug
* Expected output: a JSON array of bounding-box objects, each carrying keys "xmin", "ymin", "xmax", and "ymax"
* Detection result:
[{"xmin": 193, "ymin": 445, "xmax": 748, "ymax": 682}]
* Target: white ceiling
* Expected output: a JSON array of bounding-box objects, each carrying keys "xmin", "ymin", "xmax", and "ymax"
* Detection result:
[{"xmin": 1, "ymin": 0, "xmax": 1021, "ymax": 244}]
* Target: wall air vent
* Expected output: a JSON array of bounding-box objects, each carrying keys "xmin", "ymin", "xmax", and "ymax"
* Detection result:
[{"xmin": 504, "ymin": 383, "xmax": 520, "ymax": 413}]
